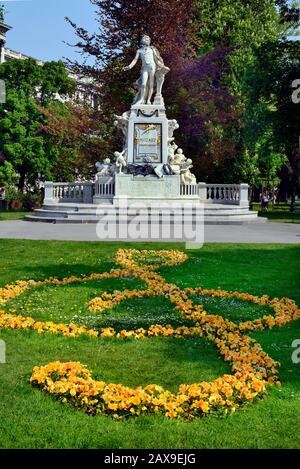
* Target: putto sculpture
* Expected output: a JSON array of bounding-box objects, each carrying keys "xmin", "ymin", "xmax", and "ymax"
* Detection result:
[
  {"xmin": 124, "ymin": 35, "xmax": 170, "ymax": 106},
  {"xmin": 95, "ymin": 159, "xmax": 114, "ymax": 177}
]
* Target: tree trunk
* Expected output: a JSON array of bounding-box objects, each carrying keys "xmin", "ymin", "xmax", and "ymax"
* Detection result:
[{"xmin": 18, "ymin": 169, "xmax": 26, "ymax": 192}]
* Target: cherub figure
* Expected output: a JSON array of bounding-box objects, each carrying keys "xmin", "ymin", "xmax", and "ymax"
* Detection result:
[
  {"xmin": 168, "ymin": 147, "xmax": 186, "ymax": 175},
  {"xmin": 168, "ymin": 142, "xmax": 179, "ymax": 163},
  {"xmin": 181, "ymin": 159, "xmax": 197, "ymax": 185},
  {"xmin": 114, "ymin": 111, "xmax": 130, "ymax": 150},
  {"xmin": 95, "ymin": 158, "xmax": 113, "ymax": 177},
  {"xmin": 168, "ymin": 119, "xmax": 179, "ymax": 143},
  {"xmin": 114, "ymin": 151, "xmax": 127, "ymax": 174}
]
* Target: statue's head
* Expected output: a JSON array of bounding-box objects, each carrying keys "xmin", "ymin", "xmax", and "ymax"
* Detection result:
[{"xmin": 140, "ymin": 35, "xmax": 151, "ymax": 46}]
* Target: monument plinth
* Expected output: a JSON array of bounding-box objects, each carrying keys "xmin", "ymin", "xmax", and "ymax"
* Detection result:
[{"xmin": 127, "ymin": 104, "xmax": 168, "ymax": 166}]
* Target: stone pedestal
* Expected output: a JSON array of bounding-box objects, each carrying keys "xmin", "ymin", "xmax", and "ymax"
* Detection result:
[
  {"xmin": 127, "ymin": 104, "xmax": 169, "ymax": 165},
  {"xmin": 114, "ymin": 173, "xmax": 199, "ymax": 207}
]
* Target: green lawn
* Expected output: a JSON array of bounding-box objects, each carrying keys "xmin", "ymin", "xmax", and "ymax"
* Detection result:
[
  {"xmin": 0, "ymin": 240, "xmax": 299, "ymax": 449},
  {"xmin": 252, "ymin": 202, "xmax": 300, "ymax": 223},
  {"xmin": 0, "ymin": 210, "xmax": 32, "ymax": 221}
]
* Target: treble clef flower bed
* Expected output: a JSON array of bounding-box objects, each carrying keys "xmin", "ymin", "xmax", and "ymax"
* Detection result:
[{"xmin": 1, "ymin": 249, "xmax": 299, "ymax": 420}]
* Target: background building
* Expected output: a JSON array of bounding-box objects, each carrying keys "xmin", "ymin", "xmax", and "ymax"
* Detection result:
[{"xmin": 0, "ymin": 19, "xmax": 99, "ymax": 109}]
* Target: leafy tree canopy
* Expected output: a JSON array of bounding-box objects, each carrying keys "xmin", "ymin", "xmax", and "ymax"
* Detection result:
[{"xmin": 0, "ymin": 59, "xmax": 76, "ymax": 190}]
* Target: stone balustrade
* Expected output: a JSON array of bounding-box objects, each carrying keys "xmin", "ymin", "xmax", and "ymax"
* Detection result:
[
  {"xmin": 180, "ymin": 183, "xmax": 198, "ymax": 197},
  {"xmin": 198, "ymin": 183, "xmax": 249, "ymax": 206},
  {"xmin": 44, "ymin": 180, "xmax": 249, "ymax": 207},
  {"xmin": 44, "ymin": 182, "xmax": 94, "ymax": 204},
  {"xmin": 94, "ymin": 177, "xmax": 115, "ymax": 199}
]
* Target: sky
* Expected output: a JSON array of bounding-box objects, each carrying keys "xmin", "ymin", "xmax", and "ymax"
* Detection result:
[
  {"xmin": 1, "ymin": 0, "xmax": 299, "ymax": 63},
  {"xmin": 1, "ymin": 0, "xmax": 98, "ymax": 62}
]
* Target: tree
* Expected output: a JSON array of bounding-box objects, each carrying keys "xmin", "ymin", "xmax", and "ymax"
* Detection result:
[
  {"xmin": 39, "ymin": 102, "xmax": 109, "ymax": 181},
  {"xmin": 262, "ymin": 40, "xmax": 300, "ymax": 200},
  {"xmin": 191, "ymin": 0, "xmax": 298, "ymax": 189},
  {"xmin": 66, "ymin": 0, "xmax": 196, "ymax": 112},
  {"xmin": 0, "ymin": 58, "xmax": 75, "ymax": 105},
  {"xmin": 169, "ymin": 47, "xmax": 242, "ymax": 181},
  {"xmin": 0, "ymin": 158, "xmax": 18, "ymax": 186},
  {"xmin": 0, "ymin": 59, "xmax": 75, "ymax": 190},
  {"xmin": 66, "ymin": 0, "xmax": 242, "ymax": 180},
  {"xmin": 67, "ymin": 0, "xmax": 298, "ymax": 187}
]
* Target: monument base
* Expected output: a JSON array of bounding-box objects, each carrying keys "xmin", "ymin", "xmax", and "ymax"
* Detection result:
[{"xmin": 115, "ymin": 174, "xmax": 196, "ymax": 200}]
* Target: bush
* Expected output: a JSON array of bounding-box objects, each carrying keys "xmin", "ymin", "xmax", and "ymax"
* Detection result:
[
  {"xmin": 3, "ymin": 185, "xmax": 22, "ymax": 202},
  {"xmin": 22, "ymin": 193, "xmax": 42, "ymax": 211},
  {"xmin": 3, "ymin": 185, "xmax": 42, "ymax": 211}
]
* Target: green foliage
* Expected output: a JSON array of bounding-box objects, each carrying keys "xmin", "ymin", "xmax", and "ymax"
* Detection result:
[
  {"xmin": 241, "ymin": 39, "xmax": 300, "ymax": 192},
  {"xmin": 2, "ymin": 184, "xmax": 22, "ymax": 201},
  {"xmin": 0, "ymin": 161, "xmax": 18, "ymax": 186},
  {"xmin": 192, "ymin": 1, "xmax": 298, "ymax": 188},
  {"xmin": 0, "ymin": 90, "xmax": 51, "ymax": 188},
  {"xmin": 193, "ymin": 0, "xmax": 281, "ymax": 78},
  {"xmin": 0, "ymin": 59, "xmax": 76, "ymax": 190},
  {"xmin": 0, "ymin": 58, "xmax": 75, "ymax": 104},
  {"xmin": 39, "ymin": 101, "xmax": 106, "ymax": 181},
  {"xmin": 22, "ymin": 192, "xmax": 42, "ymax": 211}
]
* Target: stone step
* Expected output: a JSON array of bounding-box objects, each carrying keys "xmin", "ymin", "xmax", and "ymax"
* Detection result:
[
  {"xmin": 27, "ymin": 202, "xmax": 264, "ymax": 225},
  {"xmin": 35, "ymin": 206, "xmax": 253, "ymax": 216},
  {"xmin": 31, "ymin": 210, "xmax": 259, "ymax": 220},
  {"xmin": 25, "ymin": 214, "xmax": 266, "ymax": 225}
]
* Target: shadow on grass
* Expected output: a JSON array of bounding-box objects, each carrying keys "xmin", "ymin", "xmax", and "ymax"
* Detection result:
[
  {"xmin": 257, "ymin": 211, "xmax": 300, "ymax": 223},
  {"xmin": 251, "ymin": 321, "xmax": 300, "ymax": 391}
]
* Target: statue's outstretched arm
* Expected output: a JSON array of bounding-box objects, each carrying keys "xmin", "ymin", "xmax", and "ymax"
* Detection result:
[{"xmin": 124, "ymin": 51, "xmax": 140, "ymax": 71}]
